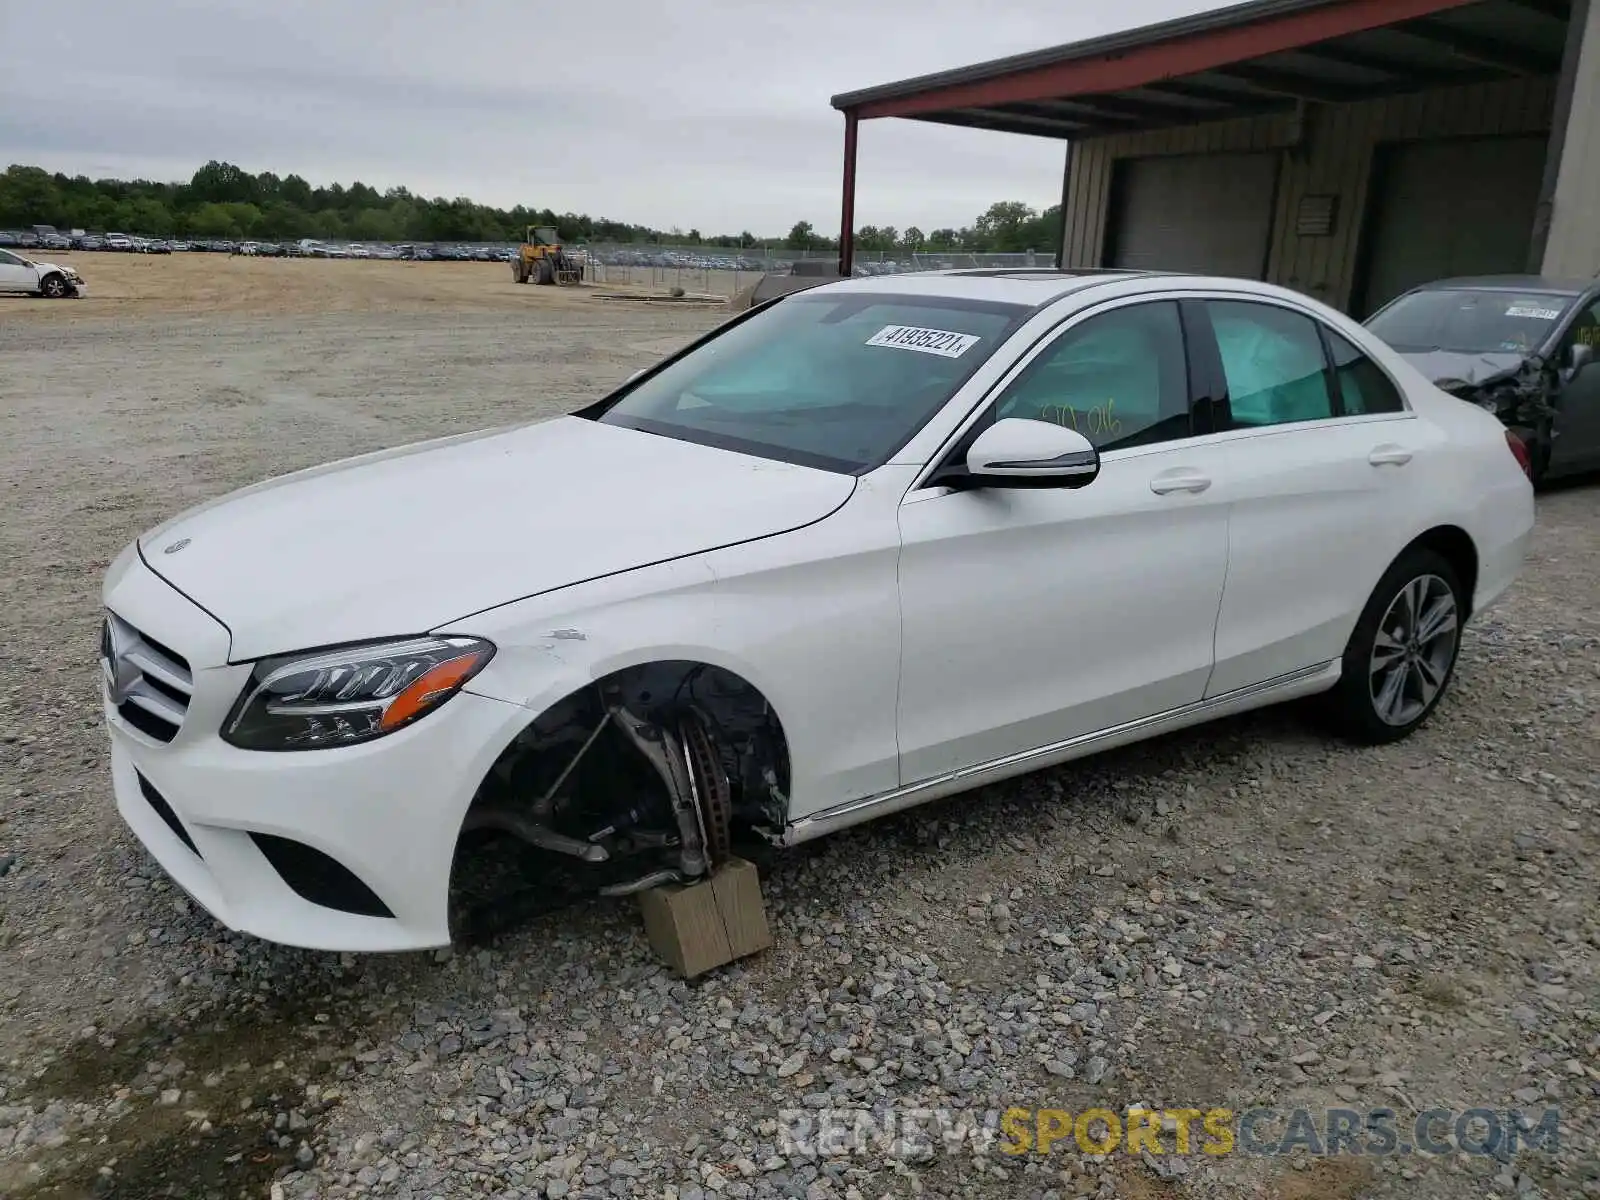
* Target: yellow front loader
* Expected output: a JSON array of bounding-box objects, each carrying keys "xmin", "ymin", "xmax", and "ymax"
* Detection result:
[{"xmin": 511, "ymin": 226, "xmax": 582, "ymax": 285}]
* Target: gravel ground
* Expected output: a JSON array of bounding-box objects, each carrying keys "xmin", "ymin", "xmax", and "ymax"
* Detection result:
[{"xmin": 1, "ymin": 275, "xmax": 1597, "ymax": 1200}]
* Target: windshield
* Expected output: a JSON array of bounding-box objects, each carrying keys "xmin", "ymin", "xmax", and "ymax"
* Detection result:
[
  {"xmin": 1366, "ymin": 288, "xmax": 1576, "ymax": 355},
  {"xmin": 592, "ymin": 291, "xmax": 1028, "ymax": 472}
]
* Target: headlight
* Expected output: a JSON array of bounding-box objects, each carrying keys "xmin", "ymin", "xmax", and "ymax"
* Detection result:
[{"xmin": 222, "ymin": 636, "xmax": 495, "ymax": 751}]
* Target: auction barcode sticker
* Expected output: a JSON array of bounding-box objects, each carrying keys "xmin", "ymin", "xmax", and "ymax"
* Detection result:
[
  {"xmin": 866, "ymin": 325, "xmax": 981, "ymax": 358},
  {"xmin": 1506, "ymin": 304, "xmax": 1561, "ymax": 320}
]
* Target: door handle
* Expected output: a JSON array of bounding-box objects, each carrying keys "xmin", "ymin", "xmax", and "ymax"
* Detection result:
[
  {"xmin": 1149, "ymin": 470, "xmax": 1212, "ymax": 495},
  {"xmin": 1368, "ymin": 444, "xmax": 1413, "ymax": 467}
]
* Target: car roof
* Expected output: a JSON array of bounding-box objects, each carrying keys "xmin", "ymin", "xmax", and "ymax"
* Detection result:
[
  {"xmin": 1403, "ymin": 274, "xmax": 1594, "ymax": 297},
  {"xmin": 796, "ymin": 268, "xmax": 1186, "ymax": 307},
  {"xmin": 796, "ymin": 267, "xmax": 1357, "ymax": 314}
]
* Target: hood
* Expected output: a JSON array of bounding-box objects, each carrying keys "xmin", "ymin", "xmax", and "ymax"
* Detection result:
[
  {"xmin": 30, "ymin": 258, "xmax": 76, "ymax": 276},
  {"xmin": 1396, "ymin": 348, "xmax": 1532, "ymax": 390},
  {"xmin": 141, "ymin": 417, "xmax": 855, "ymax": 660}
]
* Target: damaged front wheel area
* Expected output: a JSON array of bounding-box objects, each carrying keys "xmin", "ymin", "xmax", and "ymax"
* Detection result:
[{"xmin": 447, "ymin": 661, "xmax": 789, "ymax": 939}]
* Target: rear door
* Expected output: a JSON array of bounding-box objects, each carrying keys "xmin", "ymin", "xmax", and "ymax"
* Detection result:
[{"xmin": 1193, "ymin": 297, "xmax": 1426, "ymax": 696}]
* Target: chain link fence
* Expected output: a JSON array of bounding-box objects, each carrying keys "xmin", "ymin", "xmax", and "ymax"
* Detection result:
[{"xmin": 578, "ymin": 245, "xmax": 1050, "ymax": 298}]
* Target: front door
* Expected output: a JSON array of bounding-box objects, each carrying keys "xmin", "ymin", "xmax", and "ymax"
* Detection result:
[
  {"xmin": 0, "ymin": 249, "xmax": 34, "ymax": 292},
  {"xmin": 1549, "ymin": 296, "xmax": 1600, "ymax": 476},
  {"xmin": 895, "ymin": 300, "xmax": 1231, "ymax": 784}
]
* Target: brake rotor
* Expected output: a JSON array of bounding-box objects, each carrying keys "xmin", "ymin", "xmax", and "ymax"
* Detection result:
[{"xmin": 680, "ymin": 708, "xmax": 733, "ymax": 866}]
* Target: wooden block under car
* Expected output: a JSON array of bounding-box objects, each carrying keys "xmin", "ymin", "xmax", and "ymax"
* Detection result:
[{"xmin": 637, "ymin": 856, "xmax": 772, "ymax": 978}]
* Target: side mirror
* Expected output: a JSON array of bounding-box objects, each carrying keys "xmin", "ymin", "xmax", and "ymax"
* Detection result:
[
  {"xmin": 1566, "ymin": 341, "xmax": 1594, "ymax": 380},
  {"xmin": 956, "ymin": 418, "xmax": 1100, "ymax": 489}
]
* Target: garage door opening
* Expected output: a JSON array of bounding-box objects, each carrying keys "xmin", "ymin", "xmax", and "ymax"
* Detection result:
[
  {"xmin": 1106, "ymin": 152, "xmax": 1281, "ymax": 278},
  {"xmin": 1353, "ymin": 134, "xmax": 1548, "ymax": 318}
]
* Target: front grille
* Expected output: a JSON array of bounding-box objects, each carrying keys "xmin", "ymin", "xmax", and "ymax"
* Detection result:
[{"xmin": 103, "ymin": 612, "xmax": 193, "ymax": 744}]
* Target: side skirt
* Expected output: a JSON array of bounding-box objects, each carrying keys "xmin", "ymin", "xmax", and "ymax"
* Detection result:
[{"xmin": 779, "ymin": 660, "xmax": 1340, "ymax": 846}]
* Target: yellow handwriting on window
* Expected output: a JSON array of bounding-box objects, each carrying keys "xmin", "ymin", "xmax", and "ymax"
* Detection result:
[{"xmin": 1040, "ymin": 398, "xmax": 1122, "ymax": 438}]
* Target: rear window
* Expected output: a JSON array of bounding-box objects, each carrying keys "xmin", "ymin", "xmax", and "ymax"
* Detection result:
[
  {"xmin": 1366, "ymin": 288, "xmax": 1577, "ymax": 355},
  {"xmin": 593, "ymin": 291, "xmax": 1028, "ymax": 472}
]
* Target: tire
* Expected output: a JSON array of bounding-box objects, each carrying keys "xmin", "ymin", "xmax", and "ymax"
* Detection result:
[
  {"xmin": 39, "ymin": 273, "xmax": 68, "ymax": 299},
  {"xmin": 536, "ymin": 259, "xmax": 555, "ymax": 285},
  {"xmin": 1327, "ymin": 547, "xmax": 1464, "ymax": 744},
  {"xmin": 510, "ymin": 258, "xmax": 525, "ymax": 283}
]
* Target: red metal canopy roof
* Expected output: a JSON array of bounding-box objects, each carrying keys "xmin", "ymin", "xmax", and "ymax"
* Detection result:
[{"xmin": 832, "ymin": 0, "xmax": 1570, "ymax": 139}]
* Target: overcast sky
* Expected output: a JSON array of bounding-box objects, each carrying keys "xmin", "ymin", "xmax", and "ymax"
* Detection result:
[{"xmin": 0, "ymin": 0, "xmax": 1224, "ymax": 236}]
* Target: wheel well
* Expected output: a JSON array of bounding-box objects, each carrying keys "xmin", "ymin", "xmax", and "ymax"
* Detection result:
[
  {"xmin": 1408, "ymin": 526, "xmax": 1479, "ymax": 615},
  {"xmin": 448, "ymin": 660, "xmax": 791, "ymax": 934},
  {"xmin": 474, "ymin": 660, "xmax": 792, "ymax": 816}
]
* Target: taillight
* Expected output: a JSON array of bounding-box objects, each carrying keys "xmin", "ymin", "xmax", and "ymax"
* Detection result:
[{"xmin": 1505, "ymin": 430, "xmax": 1533, "ymax": 480}]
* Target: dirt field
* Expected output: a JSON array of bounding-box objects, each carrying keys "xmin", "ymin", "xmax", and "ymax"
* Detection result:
[
  {"xmin": 4, "ymin": 249, "xmax": 741, "ymax": 318},
  {"xmin": 1, "ymin": 256, "xmax": 1597, "ymax": 1200}
]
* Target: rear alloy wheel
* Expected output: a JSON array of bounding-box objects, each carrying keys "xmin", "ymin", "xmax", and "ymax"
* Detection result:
[
  {"xmin": 1329, "ymin": 548, "xmax": 1463, "ymax": 744},
  {"xmin": 39, "ymin": 273, "xmax": 68, "ymax": 299}
]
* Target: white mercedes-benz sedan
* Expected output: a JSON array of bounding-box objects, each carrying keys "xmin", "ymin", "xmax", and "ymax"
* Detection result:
[{"xmin": 100, "ymin": 269, "xmax": 1535, "ymax": 952}]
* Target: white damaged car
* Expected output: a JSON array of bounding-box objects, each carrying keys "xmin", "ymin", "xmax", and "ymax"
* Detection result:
[
  {"xmin": 0, "ymin": 247, "xmax": 86, "ymax": 297},
  {"xmin": 100, "ymin": 269, "xmax": 1534, "ymax": 952}
]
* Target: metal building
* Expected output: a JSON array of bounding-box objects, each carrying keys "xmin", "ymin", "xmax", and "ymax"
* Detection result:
[{"xmin": 832, "ymin": 0, "xmax": 1599, "ymax": 316}]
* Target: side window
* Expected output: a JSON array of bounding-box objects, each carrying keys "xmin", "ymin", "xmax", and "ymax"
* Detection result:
[
  {"xmin": 1208, "ymin": 300, "xmax": 1335, "ymax": 428},
  {"xmin": 994, "ymin": 302, "xmax": 1190, "ymax": 451},
  {"xmin": 0, "ymin": 250, "xmax": 20, "ymax": 266},
  {"xmin": 1324, "ymin": 329, "xmax": 1405, "ymax": 414}
]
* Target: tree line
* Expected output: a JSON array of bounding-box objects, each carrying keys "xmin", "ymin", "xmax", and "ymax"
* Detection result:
[
  {"xmin": 0, "ymin": 160, "xmax": 1062, "ymax": 253},
  {"xmin": 789, "ymin": 200, "xmax": 1062, "ymax": 256}
]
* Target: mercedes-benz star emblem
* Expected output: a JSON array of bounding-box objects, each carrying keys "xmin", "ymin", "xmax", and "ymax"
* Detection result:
[
  {"xmin": 163, "ymin": 538, "xmax": 190, "ymax": 555},
  {"xmin": 101, "ymin": 620, "xmax": 143, "ymax": 706}
]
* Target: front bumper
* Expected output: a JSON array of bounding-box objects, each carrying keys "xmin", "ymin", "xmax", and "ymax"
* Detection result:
[{"xmin": 103, "ymin": 552, "xmax": 530, "ymax": 952}]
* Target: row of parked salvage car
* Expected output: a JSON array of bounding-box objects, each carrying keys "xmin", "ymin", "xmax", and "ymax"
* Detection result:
[
  {"xmin": 1, "ymin": 230, "xmax": 301, "ymax": 254},
  {"xmin": 233, "ymin": 241, "xmax": 524, "ymax": 261},
  {"xmin": 0, "ymin": 230, "xmax": 524, "ymax": 261},
  {"xmin": 0, "ymin": 229, "xmax": 892, "ymax": 275},
  {"xmin": 3, "ymin": 230, "xmax": 177, "ymax": 253}
]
